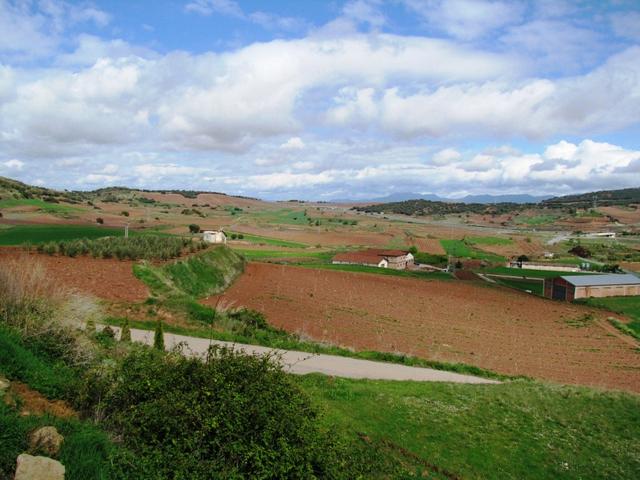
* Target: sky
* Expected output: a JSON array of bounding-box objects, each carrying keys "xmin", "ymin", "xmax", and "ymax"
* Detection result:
[{"xmin": 0, "ymin": 0, "xmax": 639, "ymax": 201}]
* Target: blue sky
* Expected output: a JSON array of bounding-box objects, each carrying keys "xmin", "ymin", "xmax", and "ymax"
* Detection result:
[{"xmin": 0, "ymin": 0, "xmax": 639, "ymax": 200}]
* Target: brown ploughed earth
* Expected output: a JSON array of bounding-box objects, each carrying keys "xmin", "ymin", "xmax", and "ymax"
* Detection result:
[
  {"xmin": 205, "ymin": 262, "xmax": 640, "ymax": 393},
  {"xmin": 0, "ymin": 248, "xmax": 147, "ymax": 302}
]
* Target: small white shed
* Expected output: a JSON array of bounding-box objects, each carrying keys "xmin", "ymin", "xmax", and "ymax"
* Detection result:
[{"xmin": 202, "ymin": 230, "xmax": 227, "ymax": 244}]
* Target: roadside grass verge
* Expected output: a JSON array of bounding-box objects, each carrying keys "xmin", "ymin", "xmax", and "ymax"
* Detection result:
[
  {"xmin": 103, "ymin": 316, "xmax": 510, "ymax": 381},
  {"xmin": 229, "ymin": 232, "xmax": 308, "ymax": 248},
  {"xmin": 578, "ymin": 296, "xmax": 640, "ymax": 337},
  {"xmin": 298, "ymin": 375, "xmax": 640, "ymax": 480}
]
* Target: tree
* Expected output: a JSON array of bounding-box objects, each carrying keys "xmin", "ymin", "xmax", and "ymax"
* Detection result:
[
  {"xmin": 154, "ymin": 320, "xmax": 165, "ymax": 351},
  {"xmin": 517, "ymin": 254, "xmax": 529, "ymax": 263},
  {"xmin": 188, "ymin": 224, "xmax": 200, "ymax": 234},
  {"xmin": 408, "ymin": 246, "xmax": 418, "ymax": 255},
  {"xmin": 569, "ymin": 245, "xmax": 591, "ymax": 258},
  {"xmin": 121, "ymin": 317, "xmax": 131, "ymax": 342},
  {"xmin": 96, "ymin": 217, "xmax": 104, "ymax": 224}
]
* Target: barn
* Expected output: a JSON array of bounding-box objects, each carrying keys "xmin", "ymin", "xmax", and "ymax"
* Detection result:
[
  {"xmin": 202, "ymin": 230, "xmax": 227, "ymax": 244},
  {"xmin": 332, "ymin": 249, "xmax": 414, "ymax": 270},
  {"xmin": 544, "ymin": 274, "xmax": 640, "ymax": 301}
]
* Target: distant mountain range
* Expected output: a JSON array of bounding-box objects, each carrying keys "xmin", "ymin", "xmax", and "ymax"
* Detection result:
[{"xmin": 344, "ymin": 193, "xmax": 550, "ymax": 204}]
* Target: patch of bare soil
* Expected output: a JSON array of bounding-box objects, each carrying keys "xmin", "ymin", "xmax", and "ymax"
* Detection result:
[
  {"xmin": 5, "ymin": 382, "xmax": 77, "ymax": 418},
  {"xmin": 205, "ymin": 263, "xmax": 640, "ymax": 393},
  {"xmin": 0, "ymin": 248, "xmax": 148, "ymax": 302}
]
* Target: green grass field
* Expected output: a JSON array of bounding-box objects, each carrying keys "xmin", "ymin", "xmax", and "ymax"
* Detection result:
[
  {"xmin": 518, "ymin": 214, "xmax": 558, "ymax": 226},
  {"xmin": 233, "ymin": 248, "xmax": 334, "ymax": 262},
  {"xmin": 440, "ymin": 239, "xmax": 505, "ymax": 262},
  {"xmin": 248, "ymin": 208, "xmax": 310, "ymax": 226},
  {"xmin": 298, "ymin": 375, "xmax": 640, "ymax": 479},
  {"xmin": 228, "ymin": 232, "xmax": 307, "ymax": 248},
  {"xmin": 579, "ymin": 296, "xmax": 640, "ymax": 336},
  {"xmin": 0, "ymin": 198, "xmax": 82, "ymax": 215},
  {"xmin": 481, "ymin": 267, "xmax": 592, "ymax": 279},
  {"xmin": 465, "ymin": 235, "xmax": 513, "ymax": 246},
  {"xmin": 0, "ymin": 224, "xmax": 127, "ymax": 245}
]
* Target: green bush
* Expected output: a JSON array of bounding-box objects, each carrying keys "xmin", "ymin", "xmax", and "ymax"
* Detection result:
[
  {"xmin": 120, "ymin": 318, "xmax": 131, "ymax": 343},
  {"xmin": 153, "ymin": 320, "xmax": 164, "ymax": 350},
  {"xmin": 78, "ymin": 346, "xmax": 344, "ymax": 479}
]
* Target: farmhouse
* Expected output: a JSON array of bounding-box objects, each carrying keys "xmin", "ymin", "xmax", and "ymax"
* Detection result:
[
  {"xmin": 544, "ymin": 274, "xmax": 640, "ymax": 301},
  {"xmin": 202, "ymin": 230, "xmax": 227, "ymax": 244},
  {"xmin": 332, "ymin": 249, "xmax": 414, "ymax": 270}
]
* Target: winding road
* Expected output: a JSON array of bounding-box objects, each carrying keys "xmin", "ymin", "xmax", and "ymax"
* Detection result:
[{"xmin": 106, "ymin": 326, "xmax": 500, "ymax": 385}]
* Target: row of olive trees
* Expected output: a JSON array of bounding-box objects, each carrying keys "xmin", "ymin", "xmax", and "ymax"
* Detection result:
[{"xmin": 36, "ymin": 235, "xmax": 207, "ymax": 260}]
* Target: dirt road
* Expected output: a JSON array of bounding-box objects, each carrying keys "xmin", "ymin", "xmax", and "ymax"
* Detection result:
[{"xmin": 109, "ymin": 326, "xmax": 499, "ymax": 384}]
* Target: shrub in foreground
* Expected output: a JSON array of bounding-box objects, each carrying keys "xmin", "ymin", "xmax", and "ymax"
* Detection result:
[{"xmin": 79, "ymin": 346, "xmax": 337, "ymax": 478}]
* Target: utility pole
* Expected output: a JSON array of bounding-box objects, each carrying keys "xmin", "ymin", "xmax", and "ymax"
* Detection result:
[{"xmin": 124, "ymin": 223, "xmax": 129, "ymax": 238}]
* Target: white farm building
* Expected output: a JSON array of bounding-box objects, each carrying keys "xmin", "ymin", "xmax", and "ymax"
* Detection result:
[{"xmin": 202, "ymin": 230, "xmax": 227, "ymax": 244}]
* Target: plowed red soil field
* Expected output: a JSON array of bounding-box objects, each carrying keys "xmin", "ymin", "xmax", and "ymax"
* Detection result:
[
  {"xmin": 206, "ymin": 263, "xmax": 640, "ymax": 393},
  {"xmin": 0, "ymin": 248, "xmax": 147, "ymax": 302}
]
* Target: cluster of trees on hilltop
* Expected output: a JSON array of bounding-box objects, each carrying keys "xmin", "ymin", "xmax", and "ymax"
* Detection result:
[
  {"xmin": 352, "ymin": 199, "xmax": 529, "ymax": 216},
  {"xmin": 542, "ymin": 188, "xmax": 640, "ymax": 209}
]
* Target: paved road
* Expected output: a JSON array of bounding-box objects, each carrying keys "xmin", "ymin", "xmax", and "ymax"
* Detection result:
[{"xmin": 107, "ymin": 326, "xmax": 500, "ymax": 385}]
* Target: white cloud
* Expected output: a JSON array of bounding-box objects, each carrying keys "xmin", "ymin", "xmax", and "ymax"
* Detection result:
[
  {"xmin": 185, "ymin": 0, "xmax": 243, "ymax": 17},
  {"xmin": 326, "ymin": 46, "xmax": 640, "ymax": 140},
  {"xmin": 77, "ymin": 173, "xmax": 121, "ymax": 185},
  {"xmin": 431, "ymin": 148, "xmax": 461, "ymax": 165},
  {"xmin": 249, "ymin": 171, "xmax": 336, "ymax": 189},
  {"xmin": 402, "ymin": 0, "xmax": 524, "ymax": 40},
  {"xmin": 280, "ymin": 137, "xmax": 305, "ymax": 150},
  {"xmin": 2, "ymin": 159, "xmax": 24, "ymax": 170},
  {"xmin": 0, "ymin": 0, "xmax": 110, "ymax": 60}
]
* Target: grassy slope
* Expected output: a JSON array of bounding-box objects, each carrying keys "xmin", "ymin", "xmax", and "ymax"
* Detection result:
[
  {"xmin": 0, "ymin": 326, "xmax": 115, "ymax": 480},
  {"xmin": 440, "ymin": 239, "xmax": 505, "ymax": 262},
  {"xmin": 0, "ymin": 198, "xmax": 81, "ymax": 215},
  {"xmin": 299, "ymin": 375, "xmax": 640, "ymax": 480},
  {"xmin": 133, "ymin": 245, "xmax": 245, "ymax": 298},
  {"xmin": 580, "ymin": 296, "xmax": 640, "ymax": 336}
]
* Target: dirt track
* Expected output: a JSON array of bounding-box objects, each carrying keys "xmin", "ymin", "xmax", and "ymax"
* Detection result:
[
  {"xmin": 0, "ymin": 248, "xmax": 147, "ymax": 302},
  {"xmin": 206, "ymin": 263, "xmax": 640, "ymax": 393},
  {"xmin": 106, "ymin": 326, "xmax": 500, "ymax": 384}
]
